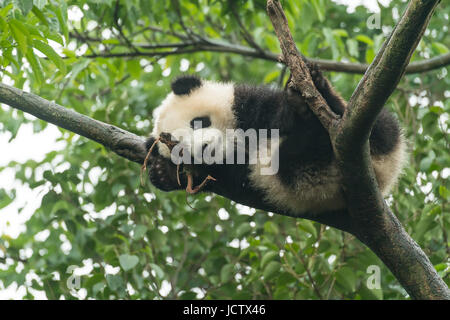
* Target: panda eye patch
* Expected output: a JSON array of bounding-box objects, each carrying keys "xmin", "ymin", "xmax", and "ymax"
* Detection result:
[{"xmin": 190, "ymin": 116, "xmax": 211, "ymax": 129}]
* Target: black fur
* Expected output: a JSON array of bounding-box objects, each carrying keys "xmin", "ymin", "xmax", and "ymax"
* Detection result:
[
  {"xmin": 304, "ymin": 60, "xmax": 347, "ymax": 115},
  {"xmin": 171, "ymin": 75, "xmax": 202, "ymax": 95},
  {"xmin": 232, "ymin": 66, "xmax": 401, "ymax": 189},
  {"xmin": 145, "ymin": 137, "xmax": 185, "ymax": 191}
]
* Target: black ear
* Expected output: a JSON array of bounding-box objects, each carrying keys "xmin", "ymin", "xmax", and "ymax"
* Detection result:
[{"xmin": 171, "ymin": 75, "xmax": 202, "ymax": 95}]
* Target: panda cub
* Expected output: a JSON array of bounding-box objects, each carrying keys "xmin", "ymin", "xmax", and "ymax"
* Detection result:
[{"xmin": 145, "ymin": 64, "xmax": 406, "ymax": 215}]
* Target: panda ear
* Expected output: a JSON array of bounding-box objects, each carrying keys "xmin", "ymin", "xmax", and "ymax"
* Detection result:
[{"xmin": 171, "ymin": 75, "xmax": 202, "ymax": 95}]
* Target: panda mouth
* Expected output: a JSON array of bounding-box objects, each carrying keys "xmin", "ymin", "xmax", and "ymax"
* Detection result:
[{"xmin": 141, "ymin": 133, "xmax": 217, "ymax": 195}]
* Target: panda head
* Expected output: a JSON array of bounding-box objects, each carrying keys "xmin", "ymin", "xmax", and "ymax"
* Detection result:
[{"xmin": 151, "ymin": 75, "xmax": 236, "ymax": 163}]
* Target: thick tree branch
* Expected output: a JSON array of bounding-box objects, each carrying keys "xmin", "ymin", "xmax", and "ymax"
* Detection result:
[
  {"xmin": 69, "ymin": 32, "xmax": 450, "ymax": 74},
  {"xmin": 342, "ymin": 0, "xmax": 441, "ymax": 148},
  {"xmin": 0, "ymin": 83, "xmax": 147, "ymax": 164},
  {"xmin": 266, "ymin": 0, "xmax": 449, "ymax": 300},
  {"xmin": 333, "ymin": 0, "xmax": 447, "ymax": 300}
]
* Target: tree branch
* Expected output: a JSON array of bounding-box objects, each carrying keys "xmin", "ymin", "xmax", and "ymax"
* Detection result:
[
  {"xmin": 69, "ymin": 31, "xmax": 450, "ymax": 74},
  {"xmin": 0, "ymin": 83, "xmax": 147, "ymax": 164},
  {"xmin": 113, "ymin": 0, "xmax": 140, "ymax": 54},
  {"xmin": 333, "ymin": 0, "xmax": 448, "ymax": 300},
  {"xmin": 342, "ymin": 0, "xmax": 442, "ymax": 148},
  {"xmin": 230, "ymin": 3, "xmax": 265, "ymax": 54},
  {"xmin": 266, "ymin": 0, "xmax": 449, "ymax": 300}
]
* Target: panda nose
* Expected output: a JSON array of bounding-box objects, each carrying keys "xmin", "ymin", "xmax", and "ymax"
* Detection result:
[
  {"xmin": 160, "ymin": 132, "xmax": 172, "ymax": 141},
  {"xmin": 160, "ymin": 132, "xmax": 180, "ymax": 145}
]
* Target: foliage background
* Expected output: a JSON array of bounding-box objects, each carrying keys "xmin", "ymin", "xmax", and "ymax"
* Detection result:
[{"xmin": 0, "ymin": 0, "xmax": 448, "ymax": 299}]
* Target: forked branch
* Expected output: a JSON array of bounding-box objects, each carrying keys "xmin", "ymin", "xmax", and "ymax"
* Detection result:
[{"xmin": 266, "ymin": 0, "xmax": 449, "ymax": 300}]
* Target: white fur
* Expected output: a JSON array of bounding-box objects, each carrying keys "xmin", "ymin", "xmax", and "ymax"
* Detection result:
[
  {"xmin": 248, "ymin": 137, "xmax": 345, "ymax": 214},
  {"xmin": 152, "ymin": 80, "xmax": 235, "ymax": 159},
  {"xmin": 372, "ymin": 133, "xmax": 408, "ymax": 196},
  {"xmin": 248, "ymin": 134, "xmax": 408, "ymax": 215}
]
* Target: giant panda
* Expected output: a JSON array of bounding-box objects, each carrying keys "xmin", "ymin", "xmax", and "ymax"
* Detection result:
[{"xmin": 144, "ymin": 62, "xmax": 407, "ymax": 216}]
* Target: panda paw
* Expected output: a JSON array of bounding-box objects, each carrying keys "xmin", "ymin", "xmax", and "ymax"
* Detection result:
[{"xmin": 148, "ymin": 156, "xmax": 182, "ymax": 192}]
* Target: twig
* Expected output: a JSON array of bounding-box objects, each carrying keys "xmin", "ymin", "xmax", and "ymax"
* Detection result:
[
  {"xmin": 70, "ymin": 30, "xmax": 450, "ymax": 74},
  {"xmin": 185, "ymin": 174, "xmax": 216, "ymax": 195},
  {"xmin": 265, "ymin": 0, "xmax": 449, "ymax": 300},
  {"xmin": 170, "ymin": 231, "xmax": 190, "ymax": 298},
  {"xmin": 230, "ymin": 4, "xmax": 265, "ymax": 54},
  {"xmin": 171, "ymin": 0, "xmax": 205, "ymax": 42},
  {"xmin": 140, "ymin": 137, "xmax": 160, "ymax": 186},
  {"xmin": 113, "ymin": 0, "xmax": 140, "ymax": 54}
]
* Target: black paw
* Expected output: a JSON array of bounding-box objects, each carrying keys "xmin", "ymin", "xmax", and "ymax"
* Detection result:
[
  {"xmin": 145, "ymin": 136, "xmax": 161, "ymax": 157},
  {"xmin": 148, "ymin": 155, "xmax": 182, "ymax": 192}
]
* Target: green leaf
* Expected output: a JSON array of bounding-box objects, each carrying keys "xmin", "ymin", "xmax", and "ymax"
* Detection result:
[
  {"xmin": 53, "ymin": 3, "xmax": 68, "ymax": 42},
  {"xmin": 0, "ymin": 15, "xmax": 7, "ymax": 34},
  {"xmin": 0, "ymin": 189, "xmax": 13, "ymax": 209},
  {"xmin": 419, "ymin": 153, "xmax": 435, "ymax": 171},
  {"xmin": 17, "ymin": 0, "xmax": 34, "ymax": 15},
  {"xmin": 429, "ymin": 106, "xmax": 444, "ymax": 115},
  {"xmin": 133, "ymin": 225, "xmax": 148, "ymax": 240},
  {"xmin": 323, "ymin": 28, "xmax": 339, "ymax": 60},
  {"xmin": 149, "ymin": 263, "xmax": 165, "ymax": 279},
  {"xmin": 431, "ymin": 42, "xmax": 448, "ymax": 54},
  {"xmin": 106, "ymin": 274, "xmax": 125, "ymax": 291},
  {"xmin": 9, "ymin": 19, "xmax": 29, "ymax": 55},
  {"xmin": 263, "ymin": 261, "xmax": 281, "ymax": 280},
  {"xmin": 311, "ymin": 0, "xmax": 325, "ymax": 22},
  {"xmin": 31, "ymin": 6, "xmax": 48, "ymax": 26},
  {"xmin": 0, "ymin": 3, "xmax": 13, "ymax": 17},
  {"xmin": 127, "ymin": 59, "xmax": 141, "ymax": 79},
  {"xmin": 263, "ymin": 70, "xmax": 280, "ymax": 84},
  {"xmin": 33, "ymin": 0, "xmax": 48, "ymax": 10},
  {"xmin": 335, "ymin": 267, "xmax": 357, "ymax": 292},
  {"xmin": 438, "ymin": 186, "xmax": 450, "ymax": 200},
  {"xmin": 32, "ymin": 39, "xmax": 66, "ymax": 73},
  {"xmin": 332, "ymin": 29, "xmax": 348, "ymax": 38},
  {"xmin": 25, "ymin": 49, "xmax": 43, "ymax": 84},
  {"xmin": 434, "ymin": 263, "xmax": 447, "ymax": 272},
  {"xmin": 415, "ymin": 208, "xmax": 439, "ymax": 241},
  {"xmin": 43, "ymin": 29, "xmax": 64, "ymax": 46},
  {"xmin": 220, "ymin": 264, "xmax": 234, "ymax": 283},
  {"xmin": 346, "ymin": 38, "xmax": 359, "ymax": 57},
  {"xmin": 355, "ymin": 35, "xmax": 374, "ymax": 46},
  {"xmin": 66, "ymin": 59, "xmax": 90, "ymax": 84},
  {"xmin": 263, "ymin": 221, "xmax": 279, "ymax": 234},
  {"xmin": 261, "ymin": 251, "xmax": 278, "ymax": 268},
  {"xmin": 298, "ymin": 2, "xmax": 315, "ymax": 33},
  {"xmin": 119, "ymin": 254, "xmax": 139, "ymax": 271},
  {"xmin": 298, "ymin": 220, "xmax": 317, "ymax": 238},
  {"xmin": 236, "ymin": 222, "xmax": 252, "ymax": 238}
]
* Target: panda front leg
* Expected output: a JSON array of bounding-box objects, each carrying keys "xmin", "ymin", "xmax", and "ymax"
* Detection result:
[
  {"xmin": 144, "ymin": 136, "xmax": 217, "ymax": 193},
  {"xmin": 144, "ymin": 137, "xmax": 184, "ymax": 192}
]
